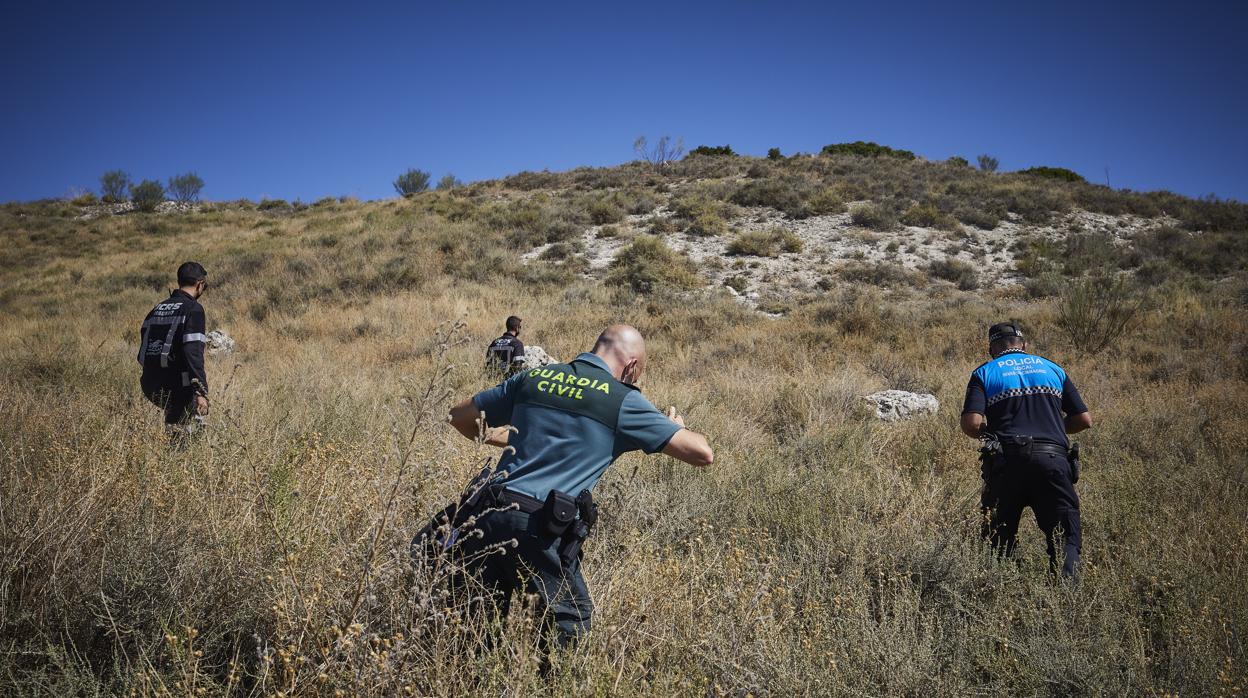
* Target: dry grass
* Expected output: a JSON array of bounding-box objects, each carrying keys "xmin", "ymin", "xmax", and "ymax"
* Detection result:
[{"xmin": 0, "ymin": 183, "xmax": 1246, "ymax": 696}]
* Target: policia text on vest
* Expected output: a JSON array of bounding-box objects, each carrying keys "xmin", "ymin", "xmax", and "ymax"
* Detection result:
[{"xmin": 432, "ymin": 325, "xmax": 714, "ymax": 653}]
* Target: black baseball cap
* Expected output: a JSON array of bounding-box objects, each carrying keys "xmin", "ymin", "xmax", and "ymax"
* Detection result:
[{"xmin": 988, "ymin": 322, "xmax": 1024, "ymax": 343}]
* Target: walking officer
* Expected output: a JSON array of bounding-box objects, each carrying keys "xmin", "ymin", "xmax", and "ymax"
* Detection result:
[
  {"xmin": 428, "ymin": 324, "xmax": 713, "ymax": 651},
  {"xmin": 485, "ymin": 315, "xmax": 526, "ymax": 375},
  {"xmin": 138, "ymin": 262, "xmax": 210, "ymax": 436},
  {"xmin": 961, "ymin": 322, "xmax": 1093, "ymax": 577}
]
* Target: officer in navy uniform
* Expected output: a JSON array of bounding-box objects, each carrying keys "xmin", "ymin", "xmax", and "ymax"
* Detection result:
[
  {"xmin": 437, "ymin": 324, "xmax": 714, "ymax": 649},
  {"xmin": 961, "ymin": 322, "xmax": 1093, "ymax": 577},
  {"xmin": 138, "ymin": 262, "xmax": 210, "ymax": 434},
  {"xmin": 485, "ymin": 315, "xmax": 526, "ymax": 375}
]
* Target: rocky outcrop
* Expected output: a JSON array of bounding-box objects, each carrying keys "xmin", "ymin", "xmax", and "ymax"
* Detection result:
[
  {"xmin": 518, "ymin": 345, "xmax": 555, "ymax": 370},
  {"xmin": 864, "ymin": 390, "xmax": 939, "ymax": 421},
  {"xmin": 207, "ymin": 329, "xmax": 236, "ymax": 354}
]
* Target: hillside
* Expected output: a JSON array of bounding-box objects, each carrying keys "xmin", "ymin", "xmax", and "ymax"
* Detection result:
[{"xmin": 1, "ymin": 152, "xmax": 1246, "ymax": 695}]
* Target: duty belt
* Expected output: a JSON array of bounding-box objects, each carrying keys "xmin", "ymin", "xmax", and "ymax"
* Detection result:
[
  {"xmin": 484, "ymin": 486, "xmax": 544, "ymax": 514},
  {"xmin": 1001, "ymin": 440, "xmax": 1068, "ymax": 457}
]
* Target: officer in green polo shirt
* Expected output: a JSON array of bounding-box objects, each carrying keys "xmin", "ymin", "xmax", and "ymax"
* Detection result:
[{"xmin": 436, "ymin": 324, "xmax": 714, "ymax": 650}]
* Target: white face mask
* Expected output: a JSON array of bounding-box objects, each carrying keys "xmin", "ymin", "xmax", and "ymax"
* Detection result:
[{"xmin": 622, "ymin": 363, "xmax": 640, "ymax": 385}]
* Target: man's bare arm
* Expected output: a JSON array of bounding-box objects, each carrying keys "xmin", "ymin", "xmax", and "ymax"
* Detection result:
[
  {"xmin": 1065, "ymin": 411, "xmax": 1093, "ymax": 434},
  {"xmin": 961, "ymin": 412, "xmax": 986, "ymax": 439},
  {"xmin": 448, "ymin": 398, "xmax": 511, "ymax": 447},
  {"xmin": 660, "ymin": 406, "xmax": 713, "ymax": 466},
  {"xmin": 662, "ymin": 429, "xmax": 713, "ymax": 466}
]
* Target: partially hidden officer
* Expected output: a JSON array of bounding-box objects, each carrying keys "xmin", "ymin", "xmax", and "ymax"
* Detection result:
[
  {"xmin": 138, "ymin": 262, "xmax": 210, "ymax": 437},
  {"xmin": 428, "ymin": 324, "xmax": 714, "ymax": 650},
  {"xmin": 960, "ymin": 322, "xmax": 1093, "ymax": 577}
]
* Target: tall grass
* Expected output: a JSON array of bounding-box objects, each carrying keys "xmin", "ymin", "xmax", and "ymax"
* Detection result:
[{"xmin": 0, "ymin": 185, "xmax": 1245, "ymax": 695}]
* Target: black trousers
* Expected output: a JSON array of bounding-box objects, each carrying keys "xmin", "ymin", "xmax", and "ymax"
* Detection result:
[
  {"xmin": 141, "ymin": 376, "xmax": 195, "ymax": 425},
  {"xmin": 981, "ymin": 450, "xmax": 1082, "ymax": 577}
]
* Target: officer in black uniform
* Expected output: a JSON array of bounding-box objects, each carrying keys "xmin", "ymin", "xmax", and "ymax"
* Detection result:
[
  {"xmin": 485, "ymin": 315, "xmax": 525, "ymax": 375},
  {"xmin": 138, "ymin": 262, "xmax": 210, "ymax": 433},
  {"xmin": 431, "ymin": 324, "xmax": 714, "ymax": 652},
  {"xmin": 961, "ymin": 322, "xmax": 1093, "ymax": 577}
]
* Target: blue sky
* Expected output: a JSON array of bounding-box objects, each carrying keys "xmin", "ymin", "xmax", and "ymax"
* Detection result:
[{"xmin": 2, "ymin": 0, "xmax": 1245, "ymax": 202}]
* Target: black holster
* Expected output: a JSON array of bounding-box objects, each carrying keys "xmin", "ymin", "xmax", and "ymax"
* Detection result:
[
  {"xmin": 558, "ymin": 490, "xmax": 597, "ymax": 566},
  {"xmin": 1068, "ymin": 442, "xmax": 1081, "ymax": 484},
  {"xmin": 978, "ymin": 436, "xmax": 1003, "ymax": 481}
]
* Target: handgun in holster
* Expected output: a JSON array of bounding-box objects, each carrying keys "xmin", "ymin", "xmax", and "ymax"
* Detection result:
[
  {"xmin": 558, "ymin": 489, "xmax": 598, "ymax": 566},
  {"xmin": 978, "ymin": 435, "xmax": 1003, "ymax": 481},
  {"xmin": 1068, "ymin": 442, "xmax": 1081, "ymax": 484}
]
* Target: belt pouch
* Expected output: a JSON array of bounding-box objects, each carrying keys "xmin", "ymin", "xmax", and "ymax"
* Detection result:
[{"xmin": 542, "ymin": 490, "xmax": 577, "ymax": 536}]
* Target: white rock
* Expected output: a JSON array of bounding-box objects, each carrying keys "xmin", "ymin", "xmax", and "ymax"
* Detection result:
[
  {"xmin": 863, "ymin": 390, "xmax": 939, "ymax": 422},
  {"xmin": 207, "ymin": 329, "xmax": 236, "ymax": 354},
  {"xmin": 518, "ymin": 345, "xmax": 555, "ymax": 370}
]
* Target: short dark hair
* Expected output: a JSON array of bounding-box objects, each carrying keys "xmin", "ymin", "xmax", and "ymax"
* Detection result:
[
  {"xmin": 177, "ymin": 261, "xmax": 208, "ymax": 287},
  {"xmin": 506, "ymin": 315, "xmax": 522, "ymax": 332}
]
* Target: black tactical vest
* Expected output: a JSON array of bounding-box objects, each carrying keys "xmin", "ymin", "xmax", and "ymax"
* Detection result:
[{"xmin": 513, "ymin": 358, "xmax": 634, "ymax": 430}]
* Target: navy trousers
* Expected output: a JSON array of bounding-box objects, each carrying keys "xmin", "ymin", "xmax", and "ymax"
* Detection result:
[{"xmin": 981, "ymin": 450, "xmax": 1082, "ymax": 577}]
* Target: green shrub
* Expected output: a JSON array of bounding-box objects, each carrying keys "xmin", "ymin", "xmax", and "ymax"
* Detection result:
[
  {"xmin": 648, "ymin": 216, "xmax": 680, "ymax": 235},
  {"xmin": 727, "ymin": 228, "xmax": 803, "ymax": 257},
  {"xmin": 1174, "ymin": 194, "xmax": 1248, "ymax": 233},
  {"xmin": 167, "ymin": 172, "xmax": 204, "ymax": 203},
  {"xmin": 821, "ymin": 141, "xmax": 916, "ymax": 160},
  {"xmin": 671, "ymin": 195, "xmax": 732, "ymax": 236},
  {"xmin": 767, "ymin": 147, "xmax": 783, "ymax": 160},
  {"xmin": 129, "ymin": 180, "xmax": 165, "ymax": 212},
  {"xmin": 953, "ymin": 205, "xmax": 1000, "ymax": 230},
  {"xmin": 1022, "ymin": 271, "xmax": 1067, "ymax": 298},
  {"xmin": 850, "ymin": 203, "xmax": 899, "ymax": 231},
  {"xmin": 503, "ymin": 170, "xmax": 564, "ymax": 190},
  {"xmin": 487, "ymin": 197, "xmax": 586, "ymax": 248},
  {"xmin": 99, "ymin": 170, "xmax": 130, "ymax": 203},
  {"xmin": 687, "ymin": 145, "xmax": 736, "ymax": 157},
  {"xmin": 606, "ymin": 236, "xmax": 701, "ymax": 293},
  {"xmin": 258, "ymin": 198, "xmax": 290, "ymax": 211},
  {"xmin": 723, "ymin": 274, "xmax": 749, "ymax": 294},
  {"xmin": 1057, "ymin": 274, "xmax": 1144, "ymax": 354},
  {"xmin": 587, "ymin": 198, "xmax": 626, "ymax": 225},
  {"xmin": 436, "ymin": 174, "xmax": 464, "ymax": 190},
  {"xmin": 806, "ymin": 188, "xmax": 845, "ymax": 216},
  {"xmin": 539, "ymin": 242, "xmax": 580, "ymax": 260},
  {"xmin": 1135, "ymin": 224, "xmax": 1248, "ymax": 276},
  {"xmin": 946, "ymin": 156, "xmax": 970, "ymax": 167},
  {"xmin": 686, "ymin": 211, "xmax": 729, "ymax": 237},
  {"xmin": 731, "ymin": 179, "xmax": 804, "ymax": 216},
  {"xmin": 1018, "ymin": 166, "xmax": 1085, "ymax": 183},
  {"xmin": 900, "ymin": 203, "xmax": 962, "ymax": 231},
  {"xmin": 977, "ymin": 154, "xmax": 999, "ymax": 172},
  {"xmin": 70, "ymin": 192, "xmax": 98, "ymax": 206},
  {"xmin": 840, "ymin": 261, "xmax": 923, "ymax": 288},
  {"xmin": 614, "ymin": 188, "xmax": 660, "ymax": 215},
  {"xmin": 730, "ymin": 177, "xmax": 838, "ymax": 219},
  {"xmin": 1061, "ymin": 231, "xmax": 1133, "ymax": 276},
  {"xmin": 393, "ymin": 168, "xmax": 431, "ymax": 196},
  {"xmin": 746, "ymin": 163, "xmax": 772, "ymax": 179},
  {"xmin": 926, "ymin": 257, "xmax": 979, "ymax": 290}
]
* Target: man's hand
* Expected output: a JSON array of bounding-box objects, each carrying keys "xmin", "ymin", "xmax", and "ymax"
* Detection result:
[
  {"xmin": 666, "ymin": 406, "xmax": 686, "ymax": 428},
  {"xmin": 195, "ymin": 395, "xmax": 210, "ymax": 416}
]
